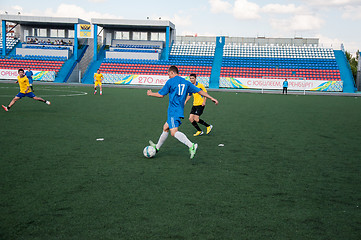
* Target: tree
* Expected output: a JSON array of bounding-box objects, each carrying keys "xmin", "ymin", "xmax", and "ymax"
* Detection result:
[{"xmin": 345, "ymin": 50, "xmax": 359, "ymax": 81}]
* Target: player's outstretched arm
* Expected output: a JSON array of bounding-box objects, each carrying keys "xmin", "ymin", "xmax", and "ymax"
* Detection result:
[
  {"xmin": 198, "ymin": 90, "xmax": 218, "ymax": 105},
  {"xmin": 147, "ymin": 90, "xmax": 164, "ymax": 98}
]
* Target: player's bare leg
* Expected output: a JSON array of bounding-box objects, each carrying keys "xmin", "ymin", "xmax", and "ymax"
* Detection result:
[
  {"xmin": 34, "ymin": 96, "xmax": 51, "ymax": 105},
  {"xmin": 190, "ymin": 114, "xmax": 203, "ymax": 136},
  {"xmin": 2, "ymin": 97, "xmax": 19, "ymax": 111},
  {"xmin": 8, "ymin": 97, "xmax": 20, "ymax": 108},
  {"xmin": 194, "ymin": 114, "xmax": 212, "ymax": 135}
]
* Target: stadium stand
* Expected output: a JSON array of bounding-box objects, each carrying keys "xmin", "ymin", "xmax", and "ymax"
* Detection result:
[
  {"xmin": 0, "ymin": 38, "xmax": 19, "ymax": 55},
  {"xmin": 220, "ymin": 45, "xmax": 341, "ymax": 81},
  {"xmin": 105, "ymin": 40, "xmax": 163, "ymax": 60},
  {"xmin": 170, "ymin": 42, "xmax": 216, "ymax": 56},
  {"xmin": 24, "ymin": 45, "xmax": 71, "ymax": 50},
  {"xmin": 0, "ymin": 55, "xmax": 66, "ymax": 73},
  {"xmin": 98, "ymin": 41, "xmax": 215, "ymax": 77},
  {"xmin": 98, "ymin": 42, "xmax": 341, "ymax": 82},
  {"xmin": 26, "ymin": 37, "xmax": 74, "ymax": 46}
]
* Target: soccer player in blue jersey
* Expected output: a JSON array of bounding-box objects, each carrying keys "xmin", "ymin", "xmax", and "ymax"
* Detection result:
[
  {"xmin": 25, "ymin": 67, "xmax": 34, "ymax": 92},
  {"xmin": 147, "ymin": 65, "xmax": 219, "ymax": 159},
  {"xmin": 283, "ymin": 78, "xmax": 288, "ymax": 94}
]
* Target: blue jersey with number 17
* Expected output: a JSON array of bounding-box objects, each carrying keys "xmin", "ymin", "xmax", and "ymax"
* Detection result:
[{"xmin": 158, "ymin": 76, "xmax": 201, "ymax": 118}]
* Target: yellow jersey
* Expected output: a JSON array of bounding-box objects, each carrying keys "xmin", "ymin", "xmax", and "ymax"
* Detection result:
[
  {"xmin": 18, "ymin": 75, "xmax": 31, "ymax": 93},
  {"xmin": 94, "ymin": 73, "xmax": 103, "ymax": 82},
  {"xmin": 192, "ymin": 82, "xmax": 207, "ymax": 106}
]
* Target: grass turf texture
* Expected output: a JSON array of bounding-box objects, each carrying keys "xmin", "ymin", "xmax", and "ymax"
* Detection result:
[{"xmin": 1, "ymin": 83, "xmax": 361, "ymax": 239}]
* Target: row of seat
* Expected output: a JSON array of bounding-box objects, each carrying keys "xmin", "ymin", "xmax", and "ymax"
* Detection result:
[
  {"xmin": 98, "ymin": 41, "xmax": 342, "ymax": 82},
  {"xmin": 0, "ymin": 38, "xmax": 19, "ymax": 49},
  {"xmin": 171, "ymin": 43, "xmax": 216, "ymax": 56},
  {"xmin": 220, "ymin": 67, "xmax": 341, "ymax": 81},
  {"xmin": 101, "ymin": 63, "xmax": 212, "ymax": 69},
  {"xmin": 0, "ymin": 62, "xmax": 62, "ymax": 68},
  {"xmin": 115, "ymin": 44, "xmax": 161, "ymax": 49},
  {"xmin": 99, "ymin": 59, "xmax": 341, "ymax": 81},
  {"xmin": 171, "ymin": 42, "xmax": 335, "ymax": 59},
  {"xmin": 111, "ymin": 49, "xmax": 160, "ymax": 53},
  {"xmin": 24, "ymin": 45, "xmax": 70, "ymax": 50},
  {"xmin": 0, "ymin": 60, "xmax": 63, "ymax": 66},
  {"xmin": 222, "ymin": 57, "xmax": 339, "ymax": 70},
  {"xmin": 0, "ymin": 56, "xmax": 65, "ymax": 74},
  {"xmin": 0, "ymin": 58, "xmax": 64, "ymax": 64},
  {"xmin": 8, "ymin": 55, "xmax": 67, "ymax": 61},
  {"xmin": 99, "ymin": 63, "xmax": 212, "ymax": 77}
]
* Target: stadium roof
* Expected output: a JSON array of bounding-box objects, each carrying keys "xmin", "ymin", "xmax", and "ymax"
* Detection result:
[
  {"xmin": 0, "ymin": 14, "xmax": 89, "ymax": 28},
  {"xmin": 91, "ymin": 18, "xmax": 175, "ymax": 31}
]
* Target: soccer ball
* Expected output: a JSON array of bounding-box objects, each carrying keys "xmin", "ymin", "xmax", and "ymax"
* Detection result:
[{"xmin": 143, "ymin": 146, "xmax": 156, "ymax": 158}]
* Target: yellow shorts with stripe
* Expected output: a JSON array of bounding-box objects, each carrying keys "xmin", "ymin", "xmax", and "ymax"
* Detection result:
[{"xmin": 94, "ymin": 81, "xmax": 102, "ymax": 87}]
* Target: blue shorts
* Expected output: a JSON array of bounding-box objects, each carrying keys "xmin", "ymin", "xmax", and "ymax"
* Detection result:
[
  {"xmin": 16, "ymin": 92, "xmax": 36, "ymax": 98},
  {"xmin": 28, "ymin": 78, "xmax": 33, "ymax": 84},
  {"xmin": 167, "ymin": 116, "xmax": 183, "ymax": 129}
]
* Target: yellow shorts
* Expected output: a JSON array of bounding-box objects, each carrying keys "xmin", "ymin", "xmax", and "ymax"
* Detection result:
[{"xmin": 94, "ymin": 81, "xmax": 102, "ymax": 87}]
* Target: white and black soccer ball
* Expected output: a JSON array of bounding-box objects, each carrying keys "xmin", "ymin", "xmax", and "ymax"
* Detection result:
[{"xmin": 143, "ymin": 146, "xmax": 156, "ymax": 158}]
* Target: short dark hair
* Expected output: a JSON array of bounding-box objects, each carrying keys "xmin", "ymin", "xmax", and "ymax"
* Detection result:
[
  {"xmin": 190, "ymin": 73, "xmax": 197, "ymax": 78},
  {"xmin": 18, "ymin": 69, "xmax": 24, "ymax": 73},
  {"xmin": 168, "ymin": 65, "xmax": 179, "ymax": 74}
]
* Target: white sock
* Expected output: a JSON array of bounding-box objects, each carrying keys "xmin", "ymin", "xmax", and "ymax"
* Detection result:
[
  {"xmin": 156, "ymin": 131, "xmax": 169, "ymax": 150},
  {"xmin": 174, "ymin": 131, "xmax": 193, "ymax": 148}
]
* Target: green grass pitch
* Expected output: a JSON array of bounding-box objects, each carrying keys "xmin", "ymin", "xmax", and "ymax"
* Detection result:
[{"xmin": 1, "ymin": 83, "xmax": 361, "ymax": 239}]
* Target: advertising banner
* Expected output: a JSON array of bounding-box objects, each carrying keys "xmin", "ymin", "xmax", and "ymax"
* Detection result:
[
  {"xmin": 0, "ymin": 69, "xmax": 56, "ymax": 82},
  {"xmin": 219, "ymin": 77, "xmax": 343, "ymax": 92},
  {"xmin": 103, "ymin": 74, "xmax": 210, "ymax": 87}
]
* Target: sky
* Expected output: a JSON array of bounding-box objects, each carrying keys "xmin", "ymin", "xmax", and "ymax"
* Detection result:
[{"xmin": 1, "ymin": 0, "xmax": 360, "ymax": 55}]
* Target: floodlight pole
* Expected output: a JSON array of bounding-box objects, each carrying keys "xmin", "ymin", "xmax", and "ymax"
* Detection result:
[
  {"xmin": 165, "ymin": 26, "xmax": 170, "ymax": 61},
  {"xmin": 74, "ymin": 24, "xmax": 78, "ymax": 60},
  {"xmin": 2, "ymin": 20, "xmax": 6, "ymax": 56},
  {"xmin": 93, "ymin": 24, "xmax": 98, "ymax": 61}
]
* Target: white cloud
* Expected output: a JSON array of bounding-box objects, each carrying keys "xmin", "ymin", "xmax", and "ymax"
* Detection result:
[
  {"xmin": 208, "ymin": 0, "xmax": 232, "ymax": 14},
  {"xmin": 316, "ymin": 34, "xmax": 343, "ymax": 49},
  {"xmin": 22, "ymin": 4, "xmax": 122, "ymax": 21},
  {"xmin": 47, "ymin": 4, "xmax": 122, "ymax": 21},
  {"xmin": 291, "ymin": 15, "xmax": 324, "ymax": 31},
  {"xmin": 342, "ymin": 5, "xmax": 361, "ymax": 19},
  {"xmin": 208, "ymin": 1, "xmax": 307, "ymax": 20},
  {"xmin": 270, "ymin": 15, "xmax": 324, "ymax": 32},
  {"xmin": 171, "ymin": 14, "xmax": 192, "ymax": 27},
  {"xmin": 88, "ymin": 0, "xmax": 107, "ymax": 2},
  {"xmin": 262, "ymin": 4, "xmax": 304, "ymax": 14},
  {"xmin": 147, "ymin": 13, "xmax": 192, "ymax": 27},
  {"xmin": 12, "ymin": 5, "xmax": 23, "ymax": 13},
  {"xmin": 233, "ymin": 0, "xmax": 261, "ymax": 20},
  {"xmin": 316, "ymin": 34, "xmax": 359, "ymax": 55},
  {"xmin": 301, "ymin": 0, "xmax": 361, "ymax": 7}
]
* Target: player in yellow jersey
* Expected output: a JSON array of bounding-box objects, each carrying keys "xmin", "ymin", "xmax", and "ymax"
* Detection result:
[
  {"xmin": 2, "ymin": 69, "xmax": 50, "ymax": 112},
  {"xmin": 94, "ymin": 69, "xmax": 104, "ymax": 95},
  {"xmin": 185, "ymin": 74, "xmax": 213, "ymax": 136}
]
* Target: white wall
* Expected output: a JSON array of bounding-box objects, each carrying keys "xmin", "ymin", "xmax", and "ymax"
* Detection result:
[
  {"xmin": 16, "ymin": 48, "xmax": 69, "ymax": 58},
  {"xmin": 105, "ymin": 51, "xmax": 159, "ymax": 60}
]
